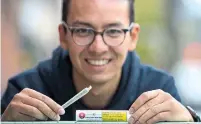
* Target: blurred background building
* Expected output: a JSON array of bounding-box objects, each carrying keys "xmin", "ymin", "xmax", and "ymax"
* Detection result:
[{"xmin": 1, "ymin": 0, "xmax": 201, "ymax": 115}]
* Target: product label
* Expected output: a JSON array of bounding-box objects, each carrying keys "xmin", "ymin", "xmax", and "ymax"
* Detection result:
[
  {"xmin": 76, "ymin": 110, "xmax": 130, "ymax": 122},
  {"xmin": 102, "ymin": 111, "xmax": 127, "ymax": 122}
]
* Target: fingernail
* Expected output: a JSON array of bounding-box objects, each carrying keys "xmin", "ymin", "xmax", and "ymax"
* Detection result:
[
  {"xmin": 58, "ymin": 108, "xmax": 65, "ymax": 115},
  {"xmin": 128, "ymin": 117, "xmax": 134, "ymax": 124},
  {"xmin": 129, "ymin": 107, "xmax": 134, "ymax": 114}
]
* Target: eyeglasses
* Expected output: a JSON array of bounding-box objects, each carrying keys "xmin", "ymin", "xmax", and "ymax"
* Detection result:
[{"xmin": 62, "ymin": 21, "xmax": 134, "ymax": 46}]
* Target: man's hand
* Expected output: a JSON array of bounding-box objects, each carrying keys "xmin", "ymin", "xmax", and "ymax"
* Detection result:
[
  {"xmin": 128, "ymin": 89, "xmax": 193, "ymax": 124},
  {"xmin": 1, "ymin": 88, "xmax": 65, "ymax": 121}
]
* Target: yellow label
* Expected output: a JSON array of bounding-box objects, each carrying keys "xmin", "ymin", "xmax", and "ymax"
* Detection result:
[{"xmin": 102, "ymin": 111, "xmax": 127, "ymax": 122}]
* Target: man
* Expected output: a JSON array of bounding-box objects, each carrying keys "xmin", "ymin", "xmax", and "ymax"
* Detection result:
[{"xmin": 1, "ymin": 0, "xmax": 198, "ymax": 123}]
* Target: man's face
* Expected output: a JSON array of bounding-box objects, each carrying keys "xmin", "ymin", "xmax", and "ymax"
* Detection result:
[{"xmin": 59, "ymin": 0, "xmax": 140, "ymax": 84}]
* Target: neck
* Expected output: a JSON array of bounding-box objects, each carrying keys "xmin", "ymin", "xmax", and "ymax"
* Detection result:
[{"xmin": 73, "ymin": 69, "xmax": 121, "ymax": 109}]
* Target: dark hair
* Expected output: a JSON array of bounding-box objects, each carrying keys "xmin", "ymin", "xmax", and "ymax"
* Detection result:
[{"xmin": 62, "ymin": 0, "xmax": 135, "ymax": 23}]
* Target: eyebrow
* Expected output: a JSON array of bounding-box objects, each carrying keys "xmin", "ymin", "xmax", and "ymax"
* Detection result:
[
  {"xmin": 71, "ymin": 20, "xmax": 124, "ymax": 29},
  {"xmin": 104, "ymin": 23, "xmax": 124, "ymax": 29},
  {"xmin": 71, "ymin": 21, "xmax": 95, "ymax": 28}
]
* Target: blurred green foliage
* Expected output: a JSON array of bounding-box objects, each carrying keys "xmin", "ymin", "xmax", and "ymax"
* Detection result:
[{"xmin": 134, "ymin": 0, "xmax": 163, "ymax": 65}]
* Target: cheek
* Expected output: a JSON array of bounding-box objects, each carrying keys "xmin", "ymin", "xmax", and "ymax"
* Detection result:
[
  {"xmin": 68, "ymin": 43, "xmax": 85, "ymax": 64},
  {"xmin": 115, "ymin": 39, "xmax": 131, "ymax": 56},
  {"xmin": 113, "ymin": 39, "xmax": 131, "ymax": 63},
  {"xmin": 113, "ymin": 48, "xmax": 128, "ymax": 65}
]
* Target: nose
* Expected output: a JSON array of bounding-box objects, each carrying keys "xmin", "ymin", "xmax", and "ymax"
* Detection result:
[{"xmin": 88, "ymin": 34, "xmax": 109, "ymax": 54}]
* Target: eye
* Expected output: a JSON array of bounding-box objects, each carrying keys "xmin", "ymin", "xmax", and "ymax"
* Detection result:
[
  {"xmin": 105, "ymin": 29, "xmax": 123, "ymax": 37},
  {"xmin": 72, "ymin": 28, "xmax": 93, "ymax": 37}
]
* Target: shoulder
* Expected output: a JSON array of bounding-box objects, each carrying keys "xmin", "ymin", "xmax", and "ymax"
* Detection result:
[
  {"xmin": 1, "ymin": 59, "xmax": 55, "ymax": 114},
  {"xmin": 127, "ymin": 52, "xmax": 175, "ymax": 90},
  {"xmin": 8, "ymin": 46, "xmax": 64, "ymax": 91},
  {"xmin": 8, "ymin": 59, "xmax": 53, "ymax": 93},
  {"xmin": 138, "ymin": 64, "xmax": 174, "ymax": 90},
  {"xmin": 139, "ymin": 64, "xmax": 173, "ymax": 84},
  {"xmin": 137, "ymin": 63, "xmax": 180, "ymax": 101}
]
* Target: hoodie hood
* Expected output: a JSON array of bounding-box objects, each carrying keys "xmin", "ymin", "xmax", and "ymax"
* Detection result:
[{"xmin": 48, "ymin": 46, "xmax": 142, "ymax": 119}]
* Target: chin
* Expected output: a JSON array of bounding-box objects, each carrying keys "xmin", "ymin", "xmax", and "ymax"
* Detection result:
[{"xmin": 84, "ymin": 73, "xmax": 114, "ymax": 84}]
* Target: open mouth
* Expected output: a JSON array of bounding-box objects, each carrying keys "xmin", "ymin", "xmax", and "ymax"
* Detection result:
[{"xmin": 85, "ymin": 59, "xmax": 112, "ymax": 66}]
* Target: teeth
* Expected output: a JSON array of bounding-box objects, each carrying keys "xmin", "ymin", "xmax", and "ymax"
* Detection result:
[{"xmin": 87, "ymin": 60, "xmax": 110, "ymax": 66}]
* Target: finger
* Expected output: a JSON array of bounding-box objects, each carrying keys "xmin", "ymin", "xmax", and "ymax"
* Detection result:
[
  {"xmin": 22, "ymin": 88, "xmax": 65, "ymax": 115},
  {"xmin": 129, "ymin": 89, "xmax": 162, "ymax": 114},
  {"xmin": 144, "ymin": 100, "xmax": 173, "ymax": 124},
  {"xmin": 146, "ymin": 112, "xmax": 170, "ymax": 124},
  {"xmin": 138, "ymin": 101, "xmax": 171, "ymax": 123},
  {"xmin": 15, "ymin": 102, "xmax": 48, "ymax": 120},
  {"xmin": 16, "ymin": 113, "xmax": 37, "ymax": 121},
  {"xmin": 20, "ymin": 94, "xmax": 60, "ymax": 121},
  {"xmin": 130, "ymin": 93, "xmax": 166, "ymax": 123},
  {"xmin": 11, "ymin": 110, "xmax": 36, "ymax": 121}
]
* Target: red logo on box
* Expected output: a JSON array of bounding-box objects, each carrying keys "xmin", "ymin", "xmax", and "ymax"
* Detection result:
[{"xmin": 79, "ymin": 112, "xmax": 85, "ymax": 119}]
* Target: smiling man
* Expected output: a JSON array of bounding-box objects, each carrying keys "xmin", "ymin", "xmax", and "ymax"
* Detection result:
[{"xmin": 1, "ymin": 0, "xmax": 200, "ymax": 123}]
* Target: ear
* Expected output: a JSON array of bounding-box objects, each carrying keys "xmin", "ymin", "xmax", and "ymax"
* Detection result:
[
  {"xmin": 128, "ymin": 23, "xmax": 140, "ymax": 51},
  {"xmin": 58, "ymin": 24, "xmax": 68, "ymax": 50}
]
